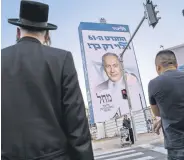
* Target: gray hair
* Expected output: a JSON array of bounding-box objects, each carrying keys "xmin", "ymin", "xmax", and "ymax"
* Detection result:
[
  {"xmin": 155, "ymin": 50, "xmax": 177, "ymax": 67},
  {"xmin": 102, "ymin": 52, "xmax": 119, "ymax": 66},
  {"xmin": 20, "ymin": 27, "xmax": 51, "ymax": 46},
  {"xmin": 20, "ymin": 27, "xmax": 46, "ymax": 36}
]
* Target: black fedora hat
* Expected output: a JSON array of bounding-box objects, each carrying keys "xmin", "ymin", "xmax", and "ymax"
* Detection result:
[{"xmin": 8, "ymin": 0, "xmax": 57, "ymax": 30}]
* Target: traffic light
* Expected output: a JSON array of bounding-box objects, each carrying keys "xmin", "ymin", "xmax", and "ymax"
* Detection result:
[
  {"xmin": 121, "ymin": 89, "xmax": 128, "ymax": 99},
  {"xmin": 144, "ymin": 0, "xmax": 161, "ymax": 28},
  {"xmin": 182, "ymin": 10, "xmax": 184, "ymax": 17}
]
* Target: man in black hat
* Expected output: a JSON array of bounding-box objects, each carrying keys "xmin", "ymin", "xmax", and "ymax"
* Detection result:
[{"xmin": 1, "ymin": 1, "xmax": 94, "ymax": 160}]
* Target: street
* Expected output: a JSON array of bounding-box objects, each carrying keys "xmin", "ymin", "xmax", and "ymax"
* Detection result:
[
  {"xmin": 1, "ymin": 0, "xmax": 184, "ymax": 159},
  {"xmin": 94, "ymin": 146, "xmax": 167, "ymax": 160}
]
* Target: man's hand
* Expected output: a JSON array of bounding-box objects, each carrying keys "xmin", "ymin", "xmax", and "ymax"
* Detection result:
[{"xmin": 153, "ymin": 119, "xmax": 162, "ymax": 135}]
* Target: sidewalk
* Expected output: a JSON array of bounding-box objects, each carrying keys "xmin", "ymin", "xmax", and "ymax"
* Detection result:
[{"xmin": 92, "ymin": 132, "xmax": 164, "ymax": 152}]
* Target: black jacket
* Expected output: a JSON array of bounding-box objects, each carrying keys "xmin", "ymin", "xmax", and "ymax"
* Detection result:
[
  {"xmin": 123, "ymin": 118, "xmax": 131, "ymax": 129},
  {"xmin": 1, "ymin": 37, "xmax": 94, "ymax": 160}
]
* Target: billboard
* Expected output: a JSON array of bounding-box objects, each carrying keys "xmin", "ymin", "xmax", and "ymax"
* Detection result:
[{"xmin": 78, "ymin": 22, "xmax": 147, "ymax": 123}]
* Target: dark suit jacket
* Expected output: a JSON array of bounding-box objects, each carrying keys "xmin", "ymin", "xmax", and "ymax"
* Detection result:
[
  {"xmin": 96, "ymin": 80, "xmax": 109, "ymax": 92},
  {"xmin": 96, "ymin": 79, "xmax": 124, "ymax": 92},
  {"xmin": 1, "ymin": 37, "xmax": 94, "ymax": 160},
  {"xmin": 123, "ymin": 119, "xmax": 131, "ymax": 129}
]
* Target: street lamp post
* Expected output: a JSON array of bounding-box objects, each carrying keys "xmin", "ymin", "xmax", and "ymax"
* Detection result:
[
  {"xmin": 119, "ymin": 0, "xmax": 161, "ymax": 141},
  {"xmin": 99, "ymin": 1, "xmax": 161, "ymax": 142},
  {"xmin": 120, "ymin": 15, "xmax": 146, "ymax": 141}
]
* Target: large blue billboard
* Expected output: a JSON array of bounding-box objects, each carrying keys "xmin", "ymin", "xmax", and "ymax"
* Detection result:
[{"xmin": 78, "ymin": 22, "xmax": 147, "ymax": 123}]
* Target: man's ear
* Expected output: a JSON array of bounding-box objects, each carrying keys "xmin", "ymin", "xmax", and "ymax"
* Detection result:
[
  {"xmin": 44, "ymin": 31, "xmax": 51, "ymax": 46},
  {"xmin": 156, "ymin": 65, "xmax": 161, "ymax": 75},
  {"xmin": 16, "ymin": 28, "xmax": 21, "ymax": 41}
]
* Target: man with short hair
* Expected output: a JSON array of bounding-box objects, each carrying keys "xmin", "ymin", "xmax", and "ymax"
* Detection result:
[
  {"xmin": 148, "ymin": 50, "xmax": 184, "ymax": 159},
  {"xmin": 1, "ymin": 1, "xmax": 94, "ymax": 160}
]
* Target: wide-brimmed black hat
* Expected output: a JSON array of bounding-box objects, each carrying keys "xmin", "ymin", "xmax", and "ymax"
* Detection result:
[{"xmin": 8, "ymin": 0, "xmax": 57, "ymax": 30}]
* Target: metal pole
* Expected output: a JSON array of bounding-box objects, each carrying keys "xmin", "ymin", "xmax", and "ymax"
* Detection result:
[
  {"xmin": 120, "ymin": 16, "xmax": 146, "ymax": 59},
  {"xmin": 121, "ymin": 62, "xmax": 137, "ymax": 141},
  {"xmin": 115, "ymin": 118, "xmax": 119, "ymax": 136},
  {"xmin": 139, "ymin": 94, "xmax": 149, "ymax": 132},
  {"xmin": 120, "ymin": 15, "xmax": 146, "ymax": 142},
  {"xmin": 119, "ymin": 107, "xmax": 122, "ymax": 117}
]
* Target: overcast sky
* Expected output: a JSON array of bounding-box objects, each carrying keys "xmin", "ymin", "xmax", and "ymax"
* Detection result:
[{"xmin": 2, "ymin": 0, "xmax": 184, "ymax": 105}]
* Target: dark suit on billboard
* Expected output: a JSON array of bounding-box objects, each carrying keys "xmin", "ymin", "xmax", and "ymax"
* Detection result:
[
  {"xmin": 96, "ymin": 73, "xmax": 138, "ymax": 92},
  {"xmin": 96, "ymin": 80, "xmax": 109, "ymax": 92},
  {"xmin": 1, "ymin": 37, "xmax": 94, "ymax": 160}
]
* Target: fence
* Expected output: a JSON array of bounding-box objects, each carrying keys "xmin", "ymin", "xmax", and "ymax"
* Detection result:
[{"xmin": 90, "ymin": 107, "xmax": 153, "ymax": 140}]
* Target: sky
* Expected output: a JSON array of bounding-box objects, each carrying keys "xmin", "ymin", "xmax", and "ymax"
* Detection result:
[{"xmin": 1, "ymin": 0, "xmax": 184, "ymax": 106}]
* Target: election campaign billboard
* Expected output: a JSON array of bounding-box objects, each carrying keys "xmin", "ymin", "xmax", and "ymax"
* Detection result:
[{"xmin": 78, "ymin": 22, "xmax": 147, "ymax": 123}]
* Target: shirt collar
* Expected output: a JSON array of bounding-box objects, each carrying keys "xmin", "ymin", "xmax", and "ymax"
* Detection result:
[{"xmin": 108, "ymin": 76, "xmax": 124, "ymax": 89}]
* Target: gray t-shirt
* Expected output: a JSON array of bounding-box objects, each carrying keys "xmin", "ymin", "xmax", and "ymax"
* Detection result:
[{"xmin": 148, "ymin": 70, "xmax": 184, "ymax": 149}]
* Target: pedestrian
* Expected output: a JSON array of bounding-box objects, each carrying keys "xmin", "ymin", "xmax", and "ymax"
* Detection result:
[
  {"xmin": 123, "ymin": 115, "xmax": 134, "ymax": 144},
  {"xmin": 1, "ymin": 1, "xmax": 94, "ymax": 160},
  {"xmin": 148, "ymin": 50, "xmax": 184, "ymax": 160}
]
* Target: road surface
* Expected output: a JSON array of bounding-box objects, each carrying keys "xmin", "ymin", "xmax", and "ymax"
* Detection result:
[{"xmin": 94, "ymin": 146, "xmax": 167, "ymax": 160}]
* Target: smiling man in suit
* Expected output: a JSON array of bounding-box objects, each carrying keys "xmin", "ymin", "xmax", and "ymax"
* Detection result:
[
  {"xmin": 96, "ymin": 52, "xmax": 138, "ymax": 92},
  {"xmin": 1, "ymin": 1, "xmax": 94, "ymax": 160}
]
